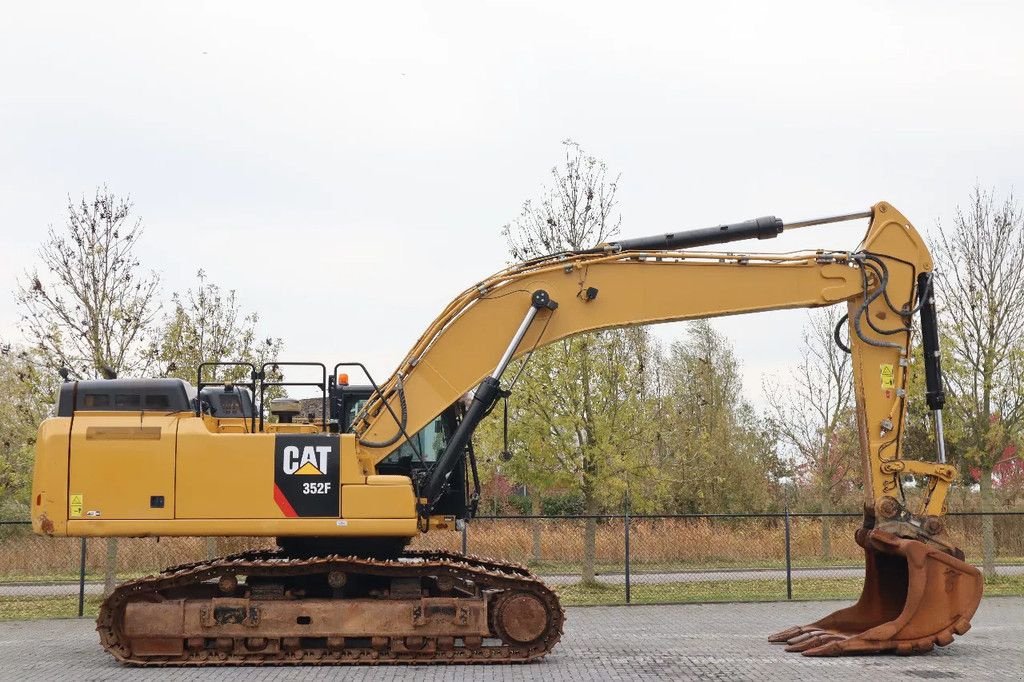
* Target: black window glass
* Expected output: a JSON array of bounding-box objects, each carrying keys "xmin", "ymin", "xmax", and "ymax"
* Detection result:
[
  {"xmin": 346, "ymin": 399, "xmax": 367, "ymax": 431},
  {"xmin": 218, "ymin": 394, "xmax": 242, "ymax": 417},
  {"xmin": 82, "ymin": 393, "xmax": 110, "ymax": 408},
  {"xmin": 144, "ymin": 394, "xmax": 170, "ymax": 409},
  {"xmin": 385, "ymin": 416, "xmax": 446, "ymax": 464},
  {"xmin": 115, "ymin": 394, "xmax": 141, "ymax": 408}
]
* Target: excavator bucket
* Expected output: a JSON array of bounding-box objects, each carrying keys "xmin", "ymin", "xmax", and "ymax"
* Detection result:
[{"xmin": 769, "ymin": 528, "xmax": 983, "ymax": 656}]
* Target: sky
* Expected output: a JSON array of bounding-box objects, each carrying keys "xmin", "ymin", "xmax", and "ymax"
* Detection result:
[{"xmin": 1, "ymin": 1, "xmax": 1022, "ymax": 407}]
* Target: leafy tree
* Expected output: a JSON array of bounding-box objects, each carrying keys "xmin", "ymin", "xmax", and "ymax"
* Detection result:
[
  {"xmin": 475, "ymin": 363, "xmax": 574, "ymax": 560},
  {"xmin": 660, "ymin": 321, "xmax": 784, "ymax": 514},
  {"xmin": 17, "ymin": 188, "xmax": 161, "ymax": 379},
  {"xmin": 992, "ymin": 447, "xmax": 1024, "ymax": 508},
  {"xmin": 766, "ymin": 308, "xmax": 859, "ymax": 559},
  {"xmin": 0, "ymin": 343, "xmax": 53, "ymax": 517},
  {"xmin": 493, "ymin": 140, "xmax": 663, "ymax": 581},
  {"xmin": 902, "ymin": 340, "xmax": 975, "ymax": 511},
  {"xmin": 935, "ymin": 187, "xmax": 1024, "ymax": 575},
  {"xmin": 156, "ymin": 269, "xmax": 283, "ymax": 387},
  {"xmin": 476, "ymin": 324, "xmax": 660, "ymax": 570}
]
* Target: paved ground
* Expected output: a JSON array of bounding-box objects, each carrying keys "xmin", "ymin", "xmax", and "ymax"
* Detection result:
[
  {"xmin": 7, "ymin": 563, "xmax": 1023, "ymax": 596},
  {"xmin": 0, "ymin": 598, "xmax": 1021, "ymax": 681}
]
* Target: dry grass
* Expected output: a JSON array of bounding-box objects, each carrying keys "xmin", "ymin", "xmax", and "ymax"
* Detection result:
[
  {"xmin": 419, "ymin": 516, "xmax": 1024, "ymax": 570},
  {"xmin": 1, "ymin": 516, "xmax": 1021, "ymax": 584},
  {"xmin": 0, "ymin": 530, "xmax": 270, "ymax": 583},
  {"xmin": 2, "ymin": 517, "xmax": 1022, "ymax": 620}
]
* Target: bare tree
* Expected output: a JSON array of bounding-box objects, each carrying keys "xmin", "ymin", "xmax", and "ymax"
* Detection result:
[
  {"xmin": 17, "ymin": 187, "xmax": 161, "ymax": 594},
  {"xmin": 157, "ymin": 269, "xmax": 283, "ymax": 384},
  {"xmin": 501, "ymin": 139, "xmax": 621, "ymax": 259},
  {"xmin": 500, "ymin": 140, "xmax": 638, "ymax": 583},
  {"xmin": 767, "ymin": 308, "xmax": 858, "ymax": 559},
  {"xmin": 935, "ymin": 186, "xmax": 1024, "ymax": 576},
  {"xmin": 17, "ymin": 188, "xmax": 161, "ymax": 380}
]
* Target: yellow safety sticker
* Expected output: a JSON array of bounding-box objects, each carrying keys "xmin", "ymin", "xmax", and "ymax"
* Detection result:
[
  {"xmin": 70, "ymin": 493, "xmax": 83, "ymax": 517},
  {"xmin": 880, "ymin": 364, "xmax": 895, "ymax": 389}
]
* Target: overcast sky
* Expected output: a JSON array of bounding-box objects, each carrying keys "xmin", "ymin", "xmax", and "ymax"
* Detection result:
[{"xmin": 2, "ymin": 1, "xmax": 1022, "ymax": 406}]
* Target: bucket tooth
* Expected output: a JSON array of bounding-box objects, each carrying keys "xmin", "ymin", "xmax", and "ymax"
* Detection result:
[
  {"xmin": 784, "ymin": 633, "xmax": 843, "ymax": 653},
  {"xmin": 767, "ymin": 529, "xmax": 983, "ymax": 656},
  {"xmin": 767, "ymin": 625, "xmax": 804, "ymax": 643}
]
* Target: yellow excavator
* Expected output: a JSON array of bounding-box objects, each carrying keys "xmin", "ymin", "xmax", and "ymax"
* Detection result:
[{"xmin": 30, "ymin": 201, "xmax": 982, "ymax": 664}]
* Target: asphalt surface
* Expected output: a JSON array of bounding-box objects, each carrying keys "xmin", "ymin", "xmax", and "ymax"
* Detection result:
[
  {"xmin": 0, "ymin": 598, "xmax": 1021, "ymax": 681},
  {"xmin": 5, "ymin": 563, "xmax": 1023, "ymax": 596}
]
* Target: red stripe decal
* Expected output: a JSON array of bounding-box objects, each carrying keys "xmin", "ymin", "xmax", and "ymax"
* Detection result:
[{"xmin": 273, "ymin": 484, "xmax": 298, "ymax": 517}]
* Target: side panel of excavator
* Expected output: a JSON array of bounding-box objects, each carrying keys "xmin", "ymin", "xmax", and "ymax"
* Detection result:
[
  {"xmin": 68, "ymin": 412, "xmax": 178, "ymax": 520},
  {"xmin": 33, "ymin": 407, "xmax": 419, "ymax": 539}
]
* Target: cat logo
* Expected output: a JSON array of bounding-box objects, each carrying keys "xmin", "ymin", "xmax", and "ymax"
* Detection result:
[
  {"xmin": 274, "ymin": 435, "xmax": 340, "ymax": 517},
  {"xmin": 282, "ymin": 445, "xmax": 332, "ymax": 476}
]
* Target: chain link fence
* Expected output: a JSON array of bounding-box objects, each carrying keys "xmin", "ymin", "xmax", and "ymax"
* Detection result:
[{"xmin": 2, "ymin": 512, "xmax": 1022, "ymax": 620}]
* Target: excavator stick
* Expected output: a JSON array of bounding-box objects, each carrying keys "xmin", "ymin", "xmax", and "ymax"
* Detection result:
[{"xmin": 769, "ymin": 528, "xmax": 983, "ymax": 656}]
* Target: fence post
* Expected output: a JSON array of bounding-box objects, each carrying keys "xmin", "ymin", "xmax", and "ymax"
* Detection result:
[
  {"xmin": 624, "ymin": 496, "xmax": 631, "ymax": 604},
  {"xmin": 461, "ymin": 520, "xmax": 468, "ymax": 555},
  {"xmin": 784, "ymin": 505, "xmax": 793, "ymax": 600},
  {"xmin": 78, "ymin": 537, "xmax": 87, "ymax": 617}
]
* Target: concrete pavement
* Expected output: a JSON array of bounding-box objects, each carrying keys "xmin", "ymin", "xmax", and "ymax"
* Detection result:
[{"xmin": 0, "ymin": 598, "xmax": 1020, "ymax": 680}]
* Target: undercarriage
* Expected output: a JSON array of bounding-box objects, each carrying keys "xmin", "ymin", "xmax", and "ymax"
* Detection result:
[{"xmin": 98, "ymin": 548, "xmax": 564, "ymax": 665}]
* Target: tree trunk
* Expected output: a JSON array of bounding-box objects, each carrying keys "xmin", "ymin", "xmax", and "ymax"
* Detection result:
[
  {"xmin": 582, "ymin": 507, "xmax": 598, "ymax": 585},
  {"xmin": 103, "ymin": 538, "xmax": 118, "ymax": 596},
  {"xmin": 980, "ymin": 467, "xmax": 997, "ymax": 577},
  {"xmin": 531, "ymin": 495, "xmax": 542, "ymax": 564},
  {"xmin": 579, "ymin": 337, "xmax": 599, "ymax": 585},
  {"xmin": 821, "ymin": 496, "xmax": 832, "ymax": 562}
]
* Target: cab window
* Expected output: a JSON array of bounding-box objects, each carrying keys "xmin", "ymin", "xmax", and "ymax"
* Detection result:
[
  {"xmin": 145, "ymin": 394, "xmax": 170, "ymax": 410},
  {"xmin": 217, "ymin": 393, "xmax": 242, "ymax": 417},
  {"xmin": 346, "ymin": 399, "xmax": 367, "ymax": 431},
  {"xmin": 83, "ymin": 393, "xmax": 110, "ymax": 408},
  {"xmin": 115, "ymin": 394, "xmax": 141, "ymax": 408},
  {"xmin": 385, "ymin": 416, "xmax": 447, "ymax": 464}
]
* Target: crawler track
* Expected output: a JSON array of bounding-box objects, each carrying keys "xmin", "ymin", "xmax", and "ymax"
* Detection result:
[{"xmin": 98, "ymin": 549, "xmax": 563, "ymax": 666}]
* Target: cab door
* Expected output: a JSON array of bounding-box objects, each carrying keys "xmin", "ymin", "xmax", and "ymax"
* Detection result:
[{"xmin": 67, "ymin": 413, "xmax": 178, "ymax": 520}]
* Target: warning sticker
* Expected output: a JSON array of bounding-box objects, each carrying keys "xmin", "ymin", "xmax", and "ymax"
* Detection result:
[
  {"xmin": 69, "ymin": 494, "xmax": 83, "ymax": 517},
  {"xmin": 880, "ymin": 364, "xmax": 895, "ymax": 389}
]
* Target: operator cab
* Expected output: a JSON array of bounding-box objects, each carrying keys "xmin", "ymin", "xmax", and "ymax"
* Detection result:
[
  {"xmin": 333, "ymin": 379, "xmax": 472, "ymax": 518},
  {"xmin": 335, "ymin": 383, "xmax": 374, "ymax": 432},
  {"xmin": 336, "ymin": 383, "xmax": 452, "ymax": 465},
  {"xmin": 334, "ymin": 382, "xmax": 449, "ymax": 463}
]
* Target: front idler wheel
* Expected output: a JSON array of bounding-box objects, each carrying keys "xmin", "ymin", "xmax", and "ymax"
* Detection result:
[{"xmin": 491, "ymin": 591, "xmax": 550, "ymax": 646}]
